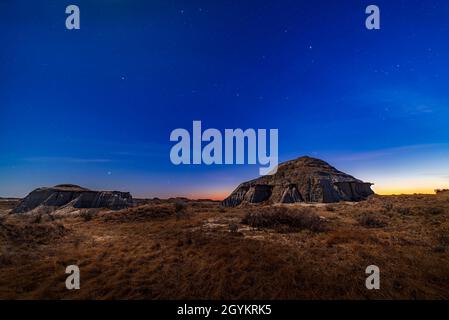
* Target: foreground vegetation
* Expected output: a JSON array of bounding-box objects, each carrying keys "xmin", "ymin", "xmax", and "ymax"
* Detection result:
[{"xmin": 1, "ymin": 193, "xmax": 449, "ymax": 299}]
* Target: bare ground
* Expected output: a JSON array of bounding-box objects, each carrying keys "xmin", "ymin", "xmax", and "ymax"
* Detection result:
[{"xmin": 1, "ymin": 194, "xmax": 449, "ymax": 300}]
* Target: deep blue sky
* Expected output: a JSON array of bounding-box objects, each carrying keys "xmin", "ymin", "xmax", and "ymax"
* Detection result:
[{"xmin": 1, "ymin": 0, "xmax": 449, "ymax": 198}]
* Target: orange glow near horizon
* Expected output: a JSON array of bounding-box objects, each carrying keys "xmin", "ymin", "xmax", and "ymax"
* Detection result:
[
  {"xmin": 189, "ymin": 187, "xmax": 440, "ymax": 201},
  {"xmin": 184, "ymin": 190, "xmax": 231, "ymax": 201},
  {"xmin": 374, "ymin": 188, "xmax": 437, "ymax": 195},
  {"xmin": 192, "ymin": 185, "xmax": 444, "ymax": 200},
  {"xmin": 200, "ymin": 188, "xmax": 439, "ymax": 200},
  {"xmin": 180, "ymin": 172, "xmax": 449, "ymax": 200},
  {"xmin": 370, "ymin": 176, "xmax": 449, "ymax": 196},
  {"xmin": 187, "ymin": 181, "xmax": 448, "ymax": 200}
]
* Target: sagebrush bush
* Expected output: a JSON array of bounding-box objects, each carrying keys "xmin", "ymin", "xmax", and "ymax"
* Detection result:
[
  {"xmin": 228, "ymin": 222, "xmax": 239, "ymax": 233},
  {"xmin": 358, "ymin": 212, "xmax": 386, "ymax": 228},
  {"xmin": 0, "ymin": 247, "xmax": 13, "ymax": 265},
  {"xmin": 396, "ymin": 207, "xmax": 411, "ymax": 215},
  {"xmin": 173, "ymin": 201, "xmax": 190, "ymax": 220},
  {"xmin": 102, "ymin": 204, "xmax": 174, "ymax": 223},
  {"xmin": 32, "ymin": 214, "xmax": 42, "ymax": 224},
  {"xmin": 0, "ymin": 220, "xmax": 67, "ymax": 245},
  {"xmin": 403, "ymin": 205, "xmax": 446, "ymax": 216},
  {"xmin": 80, "ymin": 209, "xmax": 96, "ymax": 222},
  {"xmin": 174, "ymin": 201, "xmax": 187, "ymax": 213},
  {"xmin": 242, "ymin": 207, "xmax": 326, "ymax": 233},
  {"xmin": 437, "ymin": 233, "xmax": 449, "ymax": 247},
  {"xmin": 423, "ymin": 206, "xmax": 445, "ymax": 215},
  {"xmin": 383, "ymin": 203, "xmax": 394, "ymax": 212}
]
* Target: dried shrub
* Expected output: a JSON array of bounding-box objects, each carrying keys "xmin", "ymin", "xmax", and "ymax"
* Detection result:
[
  {"xmin": 403, "ymin": 205, "xmax": 445, "ymax": 216},
  {"xmin": 32, "ymin": 214, "xmax": 42, "ymax": 224},
  {"xmin": 174, "ymin": 201, "xmax": 191, "ymax": 220},
  {"xmin": 423, "ymin": 206, "xmax": 445, "ymax": 215},
  {"xmin": 242, "ymin": 207, "xmax": 326, "ymax": 233},
  {"xmin": 0, "ymin": 219, "xmax": 68, "ymax": 245},
  {"xmin": 102, "ymin": 204, "xmax": 174, "ymax": 223},
  {"xmin": 174, "ymin": 200, "xmax": 188, "ymax": 213},
  {"xmin": 80, "ymin": 209, "xmax": 97, "ymax": 222},
  {"xmin": 184, "ymin": 231, "xmax": 193, "ymax": 245},
  {"xmin": 358, "ymin": 212, "xmax": 386, "ymax": 228},
  {"xmin": 437, "ymin": 233, "xmax": 449, "ymax": 247},
  {"xmin": 433, "ymin": 246, "xmax": 445, "ymax": 253},
  {"xmin": 228, "ymin": 222, "xmax": 239, "ymax": 233},
  {"xmin": 434, "ymin": 229, "xmax": 449, "ymax": 253},
  {"xmin": 326, "ymin": 205, "xmax": 336, "ymax": 212},
  {"xmin": 396, "ymin": 207, "xmax": 411, "ymax": 215},
  {"xmin": 0, "ymin": 247, "xmax": 13, "ymax": 265},
  {"xmin": 383, "ymin": 203, "xmax": 394, "ymax": 212}
]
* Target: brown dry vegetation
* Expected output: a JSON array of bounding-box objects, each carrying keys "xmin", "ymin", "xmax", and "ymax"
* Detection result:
[{"xmin": 1, "ymin": 194, "xmax": 449, "ymax": 300}]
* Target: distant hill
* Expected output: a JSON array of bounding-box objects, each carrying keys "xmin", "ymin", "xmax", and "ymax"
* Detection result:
[
  {"xmin": 12, "ymin": 185, "xmax": 133, "ymax": 213},
  {"xmin": 223, "ymin": 156, "xmax": 374, "ymax": 206}
]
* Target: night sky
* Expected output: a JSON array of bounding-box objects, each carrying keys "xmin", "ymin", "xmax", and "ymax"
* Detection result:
[{"xmin": 1, "ymin": 0, "xmax": 449, "ymax": 199}]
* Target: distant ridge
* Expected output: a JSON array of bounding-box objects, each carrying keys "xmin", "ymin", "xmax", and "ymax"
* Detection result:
[{"xmin": 12, "ymin": 184, "xmax": 133, "ymax": 213}]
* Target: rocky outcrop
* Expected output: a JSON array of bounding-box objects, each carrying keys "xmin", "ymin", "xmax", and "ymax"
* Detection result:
[
  {"xmin": 280, "ymin": 185, "xmax": 303, "ymax": 203},
  {"xmin": 12, "ymin": 184, "xmax": 133, "ymax": 213},
  {"xmin": 222, "ymin": 156, "xmax": 374, "ymax": 206}
]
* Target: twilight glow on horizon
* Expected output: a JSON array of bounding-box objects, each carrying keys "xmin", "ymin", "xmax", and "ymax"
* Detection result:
[{"xmin": 1, "ymin": 0, "xmax": 449, "ymax": 199}]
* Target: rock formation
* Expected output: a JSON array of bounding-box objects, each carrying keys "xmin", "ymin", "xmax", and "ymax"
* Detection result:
[
  {"xmin": 12, "ymin": 184, "xmax": 133, "ymax": 213},
  {"xmin": 222, "ymin": 156, "xmax": 374, "ymax": 206}
]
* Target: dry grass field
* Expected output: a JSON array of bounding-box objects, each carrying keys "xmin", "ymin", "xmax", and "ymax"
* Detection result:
[{"xmin": 1, "ymin": 193, "xmax": 449, "ymax": 300}]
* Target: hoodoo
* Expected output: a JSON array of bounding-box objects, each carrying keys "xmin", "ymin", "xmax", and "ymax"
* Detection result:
[
  {"xmin": 222, "ymin": 156, "xmax": 374, "ymax": 206},
  {"xmin": 12, "ymin": 184, "xmax": 133, "ymax": 213}
]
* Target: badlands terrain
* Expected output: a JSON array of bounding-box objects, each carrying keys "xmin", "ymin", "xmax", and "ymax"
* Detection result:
[{"xmin": 1, "ymin": 192, "xmax": 449, "ymax": 299}]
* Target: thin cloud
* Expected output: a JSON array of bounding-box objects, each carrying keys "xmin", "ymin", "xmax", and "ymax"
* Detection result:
[
  {"xmin": 333, "ymin": 143, "xmax": 449, "ymax": 162},
  {"xmin": 23, "ymin": 157, "xmax": 113, "ymax": 164}
]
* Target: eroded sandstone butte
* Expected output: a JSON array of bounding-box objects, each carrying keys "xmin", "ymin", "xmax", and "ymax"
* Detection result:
[
  {"xmin": 12, "ymin": 184, "xmax": 133, "ymax": 213},
  {"xmin": 222, "ymin": 156, "xmax": 374, "ymax": 206}
]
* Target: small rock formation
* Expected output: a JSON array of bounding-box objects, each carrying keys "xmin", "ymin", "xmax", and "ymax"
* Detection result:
[
  {"xmin": 222, "ymin": 156, "xmax": 374, "ymax": 206},
  {"xmin": 12, "ymin": 184, "xmax": 133, "ymax": 213}
]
